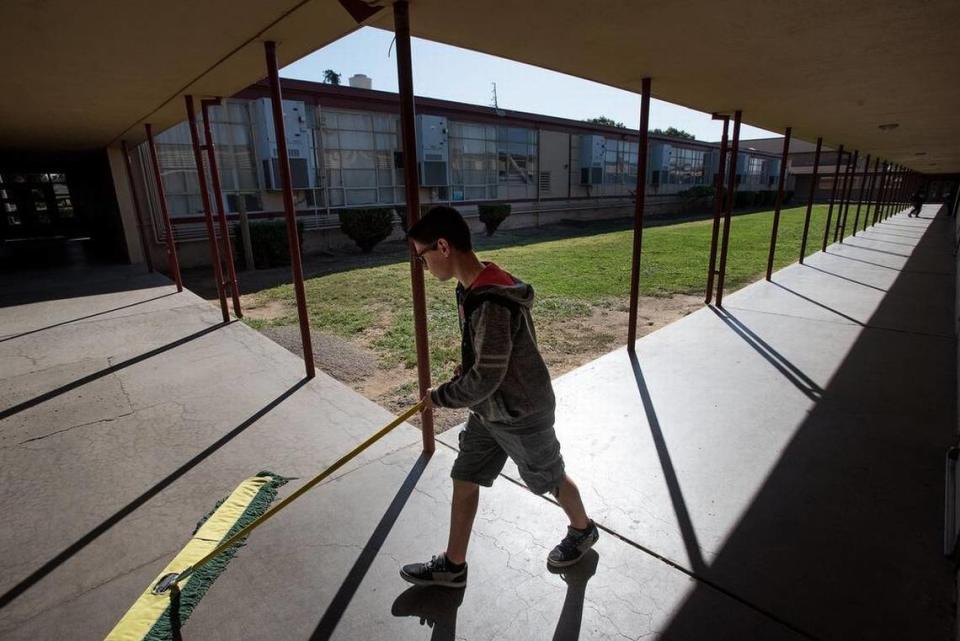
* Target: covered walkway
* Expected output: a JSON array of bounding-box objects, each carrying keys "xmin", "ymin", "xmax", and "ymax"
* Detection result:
[{"xmin": 0, "ymin": 205, "xmax": 954, "ymax": 640}]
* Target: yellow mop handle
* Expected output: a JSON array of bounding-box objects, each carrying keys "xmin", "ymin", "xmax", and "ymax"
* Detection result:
[{"xmin": 166, "ymin": 399, "xmax": 425, "ymax": 588}]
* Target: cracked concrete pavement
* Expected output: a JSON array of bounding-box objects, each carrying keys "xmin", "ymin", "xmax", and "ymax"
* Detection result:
[{"xmin": 1, "ymin": 207, "xmax": 954, "ymax": 640}]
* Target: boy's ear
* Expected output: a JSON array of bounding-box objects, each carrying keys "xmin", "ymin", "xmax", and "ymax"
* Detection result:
[{"xmin": 438, "ymin": 237, "xmax": 451, "ymax": 256}]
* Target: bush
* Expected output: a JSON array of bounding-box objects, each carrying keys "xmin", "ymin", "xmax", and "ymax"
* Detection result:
[
  {"xmin": 733, "ymin": 190, "xmax": 752, "ymax": 209},
  {"xmin": 233, "ymin": 219, "xmax": 304, "ymax": 270},
  {"xmin": 340, "ymin": 207, "xmax": 395, "ymax": 253},
  {"xmin": 478, "ymin": 203, "xmax": 511, "ymax": 236},
  {"xmin": 678, "ymin": 185, "xmax": 715, "ymax": 213},
  {"xmin": 394, "ymin": 204, "xmax": 432, "ymax": 234},
  {"xmin": 783, "ymin": 190, "xmax": 795, "ymax": 205}
]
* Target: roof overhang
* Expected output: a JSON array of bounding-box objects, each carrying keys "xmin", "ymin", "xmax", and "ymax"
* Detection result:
[{"xmin": 2, "ymin": 1, "xmax": 957, "ymax": 173}]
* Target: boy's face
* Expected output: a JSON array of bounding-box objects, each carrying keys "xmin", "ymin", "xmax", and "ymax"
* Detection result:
[{"xmin": 413, "ymin": 237, "xmax": 455, "ymax": 281}]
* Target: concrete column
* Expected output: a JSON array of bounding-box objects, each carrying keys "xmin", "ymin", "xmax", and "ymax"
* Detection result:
[{"xmin": 105, "ymin": 143, "xmax": 146, "ymax": 265}]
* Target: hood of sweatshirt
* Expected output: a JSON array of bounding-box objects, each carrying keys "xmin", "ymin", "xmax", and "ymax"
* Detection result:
[{"xmin": 463, "ymin": 262, "xmax": 535, "ymax": 310}]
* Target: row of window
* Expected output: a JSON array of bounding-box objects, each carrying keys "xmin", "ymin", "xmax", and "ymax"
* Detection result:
[{"xmin": 142, "ymin": 101, "xmax": 779, "ymax": 216}]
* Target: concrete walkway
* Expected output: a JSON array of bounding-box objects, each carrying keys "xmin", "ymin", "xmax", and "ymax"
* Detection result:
[{"xmin": 0, "ymin": 206, "xmax": 954, "ymax": 640}]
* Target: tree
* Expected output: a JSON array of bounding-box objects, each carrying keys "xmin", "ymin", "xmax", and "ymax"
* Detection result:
[
  {"xmin": 584, "ymin": 116, "xmax": 625, "ymax": 129},
  {"xmin": 650, "ymin": 127, "xmax": 695, "ymax": 140},
  {"xmin": 322, "ymin": 69, "xmax": 341, "ymax": 86}
]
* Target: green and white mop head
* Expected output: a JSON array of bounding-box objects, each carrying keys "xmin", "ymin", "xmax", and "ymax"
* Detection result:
[{"xmin": 104, "ymin": 471, "xmax": 289, "ymax": 641}]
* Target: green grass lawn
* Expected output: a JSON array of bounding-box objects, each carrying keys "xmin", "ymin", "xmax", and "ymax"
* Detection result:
[{"xmin": 249, "ymin": 202, "xmax": 864, "ymax": 378}]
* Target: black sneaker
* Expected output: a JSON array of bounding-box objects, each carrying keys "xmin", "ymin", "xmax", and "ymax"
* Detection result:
[
  {"xmin": 548, "ymin": 521, "xmax": 599, "ymax": 568},
  {"xmin": 400, "ymin": 554, "xmax": 468, "ymax": 588}
]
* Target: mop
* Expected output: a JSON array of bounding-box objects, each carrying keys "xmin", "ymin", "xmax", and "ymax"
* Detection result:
[{"xmin": 104, "ymin": 400, "xmax": 425, "ymax": 641}]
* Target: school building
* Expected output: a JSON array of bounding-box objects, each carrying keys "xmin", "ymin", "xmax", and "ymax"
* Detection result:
[{"xmin": 121, "ymin": 78, "xmax": 789, "ymax": 267}]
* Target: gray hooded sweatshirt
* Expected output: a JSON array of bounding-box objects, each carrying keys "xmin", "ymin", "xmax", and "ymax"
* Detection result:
[{"xmin": 431, "ymin": 263, "xmax": 556, "ymax": 429}]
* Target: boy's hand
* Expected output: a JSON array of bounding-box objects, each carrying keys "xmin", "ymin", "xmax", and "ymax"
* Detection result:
[{"xmin": 421, "ymin": 389, "xmax": 433, "ymax": 411}]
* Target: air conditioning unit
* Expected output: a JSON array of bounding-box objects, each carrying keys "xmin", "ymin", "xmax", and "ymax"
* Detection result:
[
  {"xmin": 579, "ymin": 135, "xmax": 606, "ymax": 185},
  {"xmin": 416, "ymin": 115, "xmax": 448, "ymax": 187},
  {"xmin": 648, "ymin": 142, "xmax": 672, "ymax": 186},
  {"xmin": 250, "ymin": 98, "xmax": 316, "ymax": 190}
]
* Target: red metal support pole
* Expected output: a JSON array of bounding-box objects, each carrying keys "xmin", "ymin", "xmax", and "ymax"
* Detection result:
[
  {"xmin": 765, "ymin": 127, "xmax": 792, "ymax": 280},
  {"xmin": 899, "ymin": 166, "xmax": 909, "ymax": 213},
  {"xmin": 185, "ymin": 96, "xmax": 229, "ymax": 323},
  {"xmin": 833, "ymin": 149, "xmax": 855, "ymax": 242},
  {"xmin": 201, "ymin": 98, "xmax": 243, "ymax": 318},
  {"xmin": 872, "ymin": 161, "xmax": 888, "ymax": 225},
  {"xmin": 798, "ymin": 136, "xmax": 822, "ymax": 264},
  {"xmin": 837, "ymin": 149, "xmax": 858, "ymax": 242},
  {"xmin": 887, "ymin": 164, "xmax": 900, "ymax": 218},
  {"xmin": 850, "ymin": 153, "xmax": 870, "ymax": 236},
  {"xmin": 862, "ymin": 156, "xmax": 880, "ymax": 232},
  {"xmin": 715, "ymin": 110, "xmax": 742, "ymax": 308},
  {"xmin": 264, "ymin": 42, "xmax": 315, "ymax": 379},
  {"xmin": 887, "ymin": 165, "xmax": 900, "ymax": 218},
  {"xmin": 120, "ymin": 140, "xmax": 155, "ymax": 273},
  {"xmin": 627, "ymin": 77, "xmax": 652, "ymax": 351},
  {"xmin": 821, "ymin": 145, "xmax": 844, "ymax": 251},
  {"xmin": 145, "ymin": 124, "xmax": 183, "ymax": 291},
  {"xmin": 885, "ymin": 164, "xmax": 895, "ymax": 218},
  {"xmin": 883, "ymin": 163, "xmax": 896, "ymax": 220},
  {"xmin": 705, "ymin": 114, "xmax": 729, "ymax": 302},
  {"xmin": 393, "ymin": 1, "xmax": 434, "ymax": 451},
  {"xmin": 901, "ymin": 166, "xmax": 908, "ymax": 213}
]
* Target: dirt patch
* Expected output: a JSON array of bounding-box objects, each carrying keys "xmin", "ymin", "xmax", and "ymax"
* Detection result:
[
  {"xmin": 243, "ymin": 299, "xmax": 291, "ymax": 322},
  {"xmin": 540, "ymin": 294, "xmax": 701, "ymax": 376},
  {"xmin": 246, "ymin": 293, "xmax": 701, "ymax": 434},
  {"xmin": 260, "ymin": 325, "xmax": 377, "ymax": 384}
]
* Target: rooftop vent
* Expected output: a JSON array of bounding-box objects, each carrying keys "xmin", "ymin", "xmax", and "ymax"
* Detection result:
[{"xmin": 349, "ymin": 74, "xmax": 372, "ymax": 90}]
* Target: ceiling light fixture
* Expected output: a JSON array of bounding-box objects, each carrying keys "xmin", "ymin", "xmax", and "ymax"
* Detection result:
[{"xmin": 878, "ymin": 123, "xmax": 899, "ymax": 131}]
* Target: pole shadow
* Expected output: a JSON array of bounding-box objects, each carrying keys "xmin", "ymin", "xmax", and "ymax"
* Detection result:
[
  {"xmin": 655, "ymin": 199, "xmax": 955, "ymax": 640},
  {"xmin": 824, "ymin": 250, "xmax": 950, "ymax": 276},
  {"xmin": 801, "ymin": 264, "xmax": 887, "ymax": 293},
  {"xmin": 0, "ymin": 321, "xmax": 230, "ymax": 423},
  {"xmin": 0, "ymin": 292, "xmax": 178, "ymax": 343},
  {"xmin": 310, "ymin": 451, "xmax": 432, "ymax": 641},
  {"xmin": 708, "ymin": 306, "xmax": 823, "ymax": 401},
  {"xmin": 628, "ymin": 350, "xmax": 707, "ymax": 573},
  {"xmin": 769, "ymin": 282, "xmax": 865, "ymax": 327},
  {"xmin": 848, "ymin": 236, "xmax": 915, "ymax": 248},
  {"xmin": 0, "ymin": 377, "xmax": 309, "ymax": 610},
  {"xmin": 840, "ymin": 242, "xmax": 910, "ymax": 258}
]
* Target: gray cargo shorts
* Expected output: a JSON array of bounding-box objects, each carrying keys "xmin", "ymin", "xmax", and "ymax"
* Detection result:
[{"xmin": 451, "ymin": 412, "xmax": 565, "ymax": 495}]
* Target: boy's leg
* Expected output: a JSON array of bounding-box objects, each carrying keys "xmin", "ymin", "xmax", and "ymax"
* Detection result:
[
  {"xmin": 554, "ymin": 474, "xmax": 589, "ymax": 531},
  {"xmin": 446, "ymin": 479, "xmax": 480, "ymax": 565}
]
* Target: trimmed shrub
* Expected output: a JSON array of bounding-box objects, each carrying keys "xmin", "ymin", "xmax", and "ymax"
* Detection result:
[
  {"xmin": 677, "ymin": 185, "xmax": 715, "ymax": 213},
  {"xmin": 734, "ymin": 190, "xmax": 752, "ymax": 209},
  {"xmin": 232, "ymin": 219, "xmax": 304, "ymax": 270},
  {"xmin": 340, "ymin": 207, "xmax": 395, "ymax": 253},
  {"xmin": 783, "ymin": 190, "xmax": 795, "ymax": 205},
  {"xmin": 478, "ymin": 203, "xmax": 511, "ymax": 236}
]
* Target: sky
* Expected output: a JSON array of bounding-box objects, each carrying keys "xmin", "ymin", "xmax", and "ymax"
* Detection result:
[{"xmin": 282, "ymin": 27, "xmax": 779, "ymax": 143}]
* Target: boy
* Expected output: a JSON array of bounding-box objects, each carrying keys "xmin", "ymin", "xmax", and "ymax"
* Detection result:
[{"xmin": 400, "ymin": 206, "xmax": 598, "ymax": 589}]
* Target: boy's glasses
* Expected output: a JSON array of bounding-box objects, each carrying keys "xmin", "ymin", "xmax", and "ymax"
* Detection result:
[{"xmin": 415, "ymin": 241, "xmax": 439, "ymax": 266}]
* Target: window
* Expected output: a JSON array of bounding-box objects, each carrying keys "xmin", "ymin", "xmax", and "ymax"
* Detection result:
[
  {"xmin": 668, "ymin": 147, "xmax": 706, "ymax": 185},
  {"xmin": 497, "ymin": 126, "xmax": 537, "ymax": 199},
  {"xmin": 320, "ymin": 108, "xmax": 400, "ymax": 207},
  {"xmin": 449, "ymin": 121, "xmax": 498, "ymax": 201},
  {"xmin": 746, "ymin": 157, "xmax": 765, "ymax": 185},
  {"xmin": 147, "ymin": 100, "xmax": 261, "ymax": 217}
]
